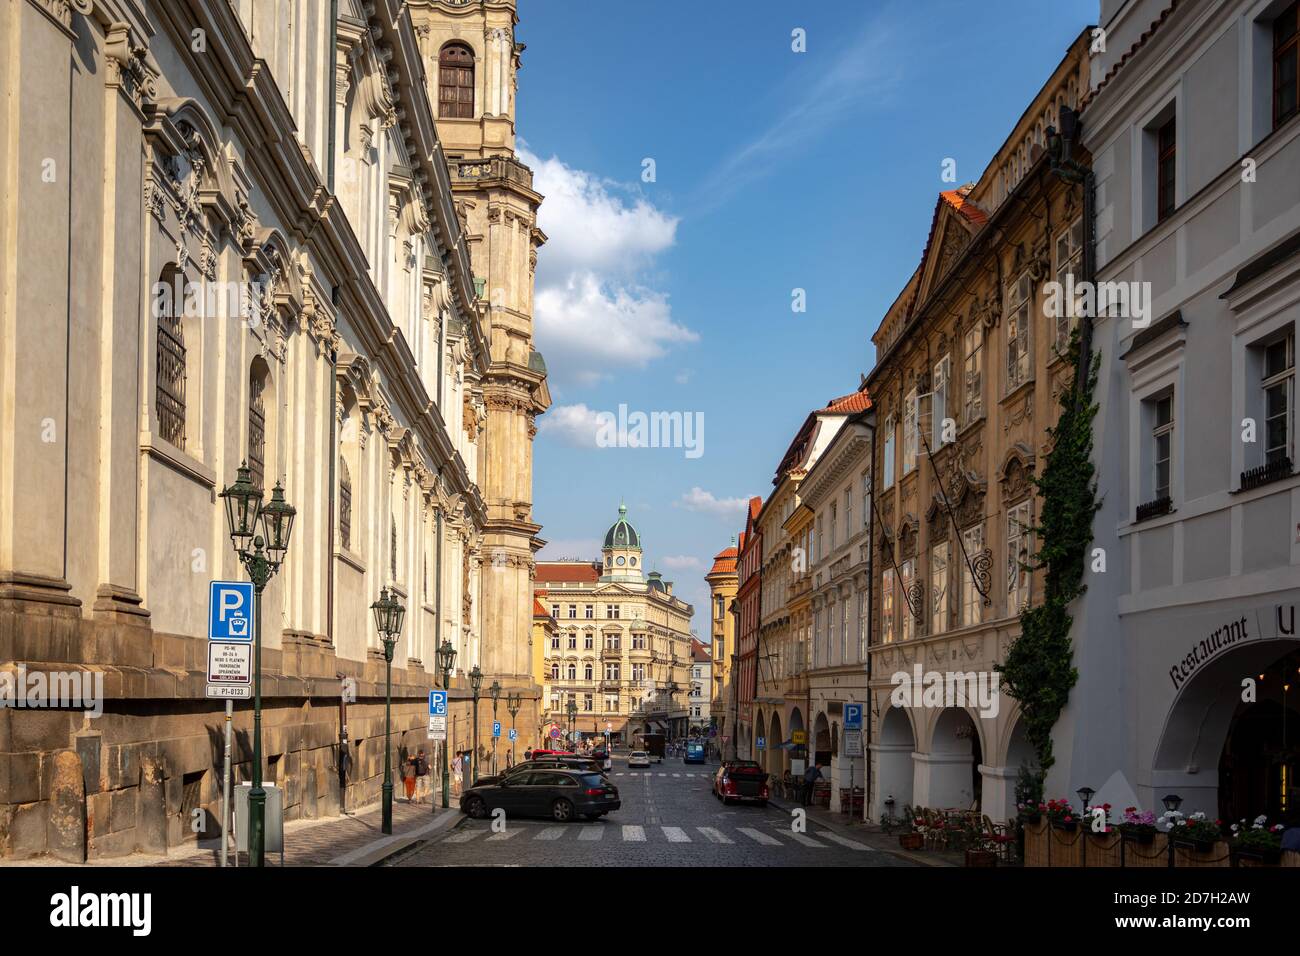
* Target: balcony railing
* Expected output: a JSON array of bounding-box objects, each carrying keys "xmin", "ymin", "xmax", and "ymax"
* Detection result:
[
  {"xmin": 1135, "ymin": 495, "xmax": 1172, "ymax": 523},
  {"xmin": 601, "ymin": 646, "xmax": 622, "ymax": 659},
  {"xmin": 1241, "ymin": 457, "xmax": 1293, "ymax": 491}
]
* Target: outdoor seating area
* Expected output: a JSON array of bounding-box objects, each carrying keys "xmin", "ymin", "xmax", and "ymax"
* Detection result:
[{"xmin": 900, "ymin": 805, "xmax": 1016, "ymax": 865}]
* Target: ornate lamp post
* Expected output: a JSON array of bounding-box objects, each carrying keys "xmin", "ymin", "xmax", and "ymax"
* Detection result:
[
  {"xmin": 219, "ymin": 463, "xmax": 296, "ymax": 868},
  {"xmin": 664, "ymin": 680, "xmax": 679, "ymax": 741},
  {"xmin": 469, "ymin": 665, "xmax": 483, "ymax": 789},
  {"xmin": 506, "ymin": 692, "xmax": 521, "ymax": 764},
  {"xmin": 372, "ymin": 587, "xmax": 406, "ymax": 835},
  {"xmin": 566, "ymin": 698, "xmax": 578, "ymax": 750},
  {"xmin": 488, "ymin": 680, "xmax": 502, "ymax": 775},
  {"xmin": 435, "ymin": 638, "xmax": 456, "ymax": 810}
]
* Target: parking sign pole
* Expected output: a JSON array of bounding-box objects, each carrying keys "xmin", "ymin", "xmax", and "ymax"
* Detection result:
[
  {"xmin": 249, "ymin": 584, "xmax": 266, "ymax": 868},
  {"xmin": 221, "ymin": 699, "xmax": 232, "ymax": 867}
]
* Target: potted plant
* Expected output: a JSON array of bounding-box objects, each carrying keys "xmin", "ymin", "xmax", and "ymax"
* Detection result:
[
  {"xmin": 1165, "ymin": 810, "xmax": 1222, "ymax": 853},
  {"xmin": 960, "ymin": 818, "xmax": 998, "ymax": 867},
  {"xmin": 1230, "ymin": 816, "xmax": 1284, "ymax": 864},
  {"xmin": 1120, "ymin": 807, "xmax": 1158, "ymax": 844},
  {"xmin": 898, "ymin": 810, "xmax": 925, "ymax": 850},
  {"xmin": 1045, "ymin": 798, "xmax": 1077, "ymax": 832}
]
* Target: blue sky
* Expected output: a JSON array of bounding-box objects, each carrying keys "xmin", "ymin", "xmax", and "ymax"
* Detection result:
[{"xmin": 519, "ymin": 0, "xmax": 1097, "ymax": 617}]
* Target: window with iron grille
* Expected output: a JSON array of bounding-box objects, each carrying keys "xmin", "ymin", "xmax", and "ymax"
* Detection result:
[
  {"xmin": 339, "ymin": 457, "xmax": 352, "ymax": 551},
  {"xmin": 1275, "ymin": 2, "xmax": 1299, "ymax": 129},
  {"xmin": 438, "ymin": 43, "xmax": 475, "ymax": 119},
  {"xmin": 156, "ymin": 272, "xmax": 186, "ymax": 448},
  {"xmin": 248, "ymin": 366, "xmax": 266, "ymax": 489}
]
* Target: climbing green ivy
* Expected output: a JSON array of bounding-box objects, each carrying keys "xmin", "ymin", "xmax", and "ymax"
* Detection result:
[{"xmin": 997, "ymin": 331, "xmax": 1100, "ymax": 781}]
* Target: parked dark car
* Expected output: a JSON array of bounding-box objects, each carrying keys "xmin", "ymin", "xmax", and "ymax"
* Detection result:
[
  {"xmin": 473, "ymin": 755, "xmax": 604, "ymax": 786},
  {"xmin": 460, "ymin": 769, "xmax": 620, "ymax": 822},
  {"xmin": 712, "ymin": 760, "xmax": 769, "ymax": 806}
]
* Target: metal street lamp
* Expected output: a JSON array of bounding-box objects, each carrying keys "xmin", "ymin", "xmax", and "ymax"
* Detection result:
[
  {"xmin": 436, "ymin": 638, "xmax": 456, "ymax": 809},
  {"xmin": 664, "ymin": 680, "xmax": 679, "ymax": 741},
  {"xmin": 488, "ymin": 680, "xmax": 502, "ymax": 775},
  {"xmin": 469, "ymin": 665, "xmax": 483, "ymax": 790},
  {"xmin": 372, "ymin": 587, "xmax": 406, "ymax": 835},
  {"xmin": 566, "ymin": 698, "xmax": 578, "ymax": 749},
  {"xmin": 219, "ymin": 464, "xmax": 295, "ymax": 868},
  {"xmin": 506, "ymin": 692, "xmax": 521, "ymax": 764}
]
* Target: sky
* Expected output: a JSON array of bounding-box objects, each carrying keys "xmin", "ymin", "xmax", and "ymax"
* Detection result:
[{"xmin": 518, "ymin": 0, "xmax": 1098, "ymax": 620}]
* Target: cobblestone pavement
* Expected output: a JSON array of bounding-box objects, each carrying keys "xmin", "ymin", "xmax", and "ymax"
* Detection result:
[{"xmin": 391, "ymin": 756, "xmax": 920, "ymax": 868}]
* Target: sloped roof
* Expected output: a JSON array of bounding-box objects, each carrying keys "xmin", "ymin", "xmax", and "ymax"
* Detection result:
[
  {"xmin": 707, "ymin": 546, "xmax": 738, "ymax": 576},
  {"xmin": 691, "ymin": 638, "xmax": 710, "ymax": 663},
  {"xmin": 535, "ymin": 562, "xmax": 601, "ymax": 583}
]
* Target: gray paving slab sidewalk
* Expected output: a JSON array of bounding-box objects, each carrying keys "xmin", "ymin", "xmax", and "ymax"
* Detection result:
[
  {"xmin": 766, "ymin": 795, "xmax": 962, "ymax": 867},
  {"xmin": 2, "ymin": 796, "xmax": 461, "ymax": 868}
]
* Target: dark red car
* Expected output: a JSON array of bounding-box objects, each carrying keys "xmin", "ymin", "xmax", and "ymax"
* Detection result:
[{"xmin": 712, "ymin": 760, "xmax": 769, "ymax": 807}]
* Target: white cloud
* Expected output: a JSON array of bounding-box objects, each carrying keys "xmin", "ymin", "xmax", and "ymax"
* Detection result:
[
  {"xmin": 536, "ymin": 403, "xmax": 604, "ymax": 448},
  {"xmin": 675, "ymin": 486, "xmax": 751, "ymax": 518},
  {"xmin": 521, "ymin": 148, "xmax": 694, "ymax": 386},
  {"xmin": 660, "ymin": 554, "xmax": 704, "ymax": 571}
]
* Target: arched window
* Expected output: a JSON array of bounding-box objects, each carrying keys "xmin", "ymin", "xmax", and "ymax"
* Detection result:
[
  {"xmin": 550, "ymin": 663, "xmax": 559, "ymax": 680},
  {"xmin": 567, "ymin": 664, "xmax": 577, "ymax": 681},
  {"xmin": 339, "ymin": 457, "xmax": 352, "ymax": 551},
  {"xmin": 248, "ymin": 359, "xmax": 269, "ymax": 488},
  {"xmin": 438, "ymin": 43, "xmax": 474, "ymax": 119},
  {"xmin": 156, "ymin": 265, "xmax": 187, "ymax": 448},
  {"xmin": 584, "ymin": 663, "xmax": 593, "ymax": 681}
]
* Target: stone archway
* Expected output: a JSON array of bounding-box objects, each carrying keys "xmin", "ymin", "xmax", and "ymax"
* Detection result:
[
  {"xmin": 813, "ymin": 712, "xmax": 832, "ymax": 766},
  {"xmin": 920, "ymin": 708, "xmax": 982, "ymax": 810},
  {"xmin": 769, "ymin": 711, "xmax": 784, "ymax": 778},
  {"xmin": 1153, "ymin": 639, "xmax": 1300, "ymax": 819},
  {"xmin": 875, "ymin": 706, "xmax": 916, "ymax": 820}
]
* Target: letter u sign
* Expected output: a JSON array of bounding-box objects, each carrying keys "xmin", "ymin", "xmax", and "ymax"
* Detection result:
[{"xmin": 1279, "ymin": 604, "xmax": 1296, "ymax": 637}]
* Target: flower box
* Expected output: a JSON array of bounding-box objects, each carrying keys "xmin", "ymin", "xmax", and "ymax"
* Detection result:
[
  {"xmin": 965, "ymin": 848, "xmax": 998, "ymax": 867},
  {"xmin": 1172, "ymin": 837, "xmax": 1215, "ymax": 854},
  {"xmin": 1233, "ymin": 846, "xmax": 1282, "ymax": 865},
  {"xmin": 1120, "ymin": 825, "xmax": 1155, "ymax": 845},
  {"xmin": 1052, "ymin": 819, "xmax": 1078, "ymax": 832},
  {"xmin": 899, "ymin": 832, "xmax": 924, "ymax": 851}
]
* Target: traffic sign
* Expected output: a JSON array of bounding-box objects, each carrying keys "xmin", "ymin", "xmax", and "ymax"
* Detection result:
[
  {"xmin": 844, "ymin": 730, "xmax": 864, "ymax": 758},
  {"xmin": 792, "ymin": 730, "xmax": 807, "ymax": 745},
  {"xmin": 844, "ymin": 703, "xmax": 863, "ymax": 730},
  {"xmin": 428, "ymin": 690, "xmax": 447, "ymax": 715},
  {"xmin": 508, "ymin": 728, "xmax": 517, "ymax": 742},
  {"xmin": 428, "ymin": 715, "xmax": 446, "ymax": 740},
  {"xmin": 493, "ymin": 721, "xmax": 502, "ymax": 738},
  {"xmin": 207, "ymin": 641, "xmax": 252, "ymax": 685},
  {"xmin": 208, "ymin": 581, "xmax": 254, "ymax": 641},
  {"xmin": 756, "ymin": 736, "xmax": 766, "ymax": 750},
  {"xmin": 550, "ymin": 727, "xmax": 561, "ymax": 740}
]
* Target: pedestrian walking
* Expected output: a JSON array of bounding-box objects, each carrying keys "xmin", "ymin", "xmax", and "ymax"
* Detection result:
[
  {"xmin": 403, "ymin": 754, "xmax": 418, "ymax": 801},
  {"xmin": 452, "ymin": 750, "xmax": 463, "ymax": 793},
  {"xmin": 524, "ymin": 747, "xmax": 533, "ymax": 761},
  {"xmin": 802, "ymin": 762, "xmax": 823, "ymax": 807},
  {"xmin": 506, "ymin": 750, "xmax": 514, "ymax": 770}
]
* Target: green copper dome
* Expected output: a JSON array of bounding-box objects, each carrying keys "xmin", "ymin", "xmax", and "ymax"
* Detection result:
[{"xmin": 603, "ymin": 502, "xmax": 641, "ymax": 549}]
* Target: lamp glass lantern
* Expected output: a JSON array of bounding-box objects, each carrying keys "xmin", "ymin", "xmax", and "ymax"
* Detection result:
[
  {"xmin": 437, "ymin": 639, "xmax": 456, "ymax": 685},
  {"xmin": 259, "ymin": 481, "xmax": 296, "ymax": 565},
  {"xmin": 1162, "ymin": 794, "xmax": 1183, "ymax": 813},
  {"xmin": 469, "ymin": 664, "xmax": 483, "ymax": 696},
  {"xmin": 1077, "ymin": 786, "xmax": 1096, "ymax": 808},
  {"xmin": 219, "ymin": 462, "xmax": 263, "ymax": 552}
]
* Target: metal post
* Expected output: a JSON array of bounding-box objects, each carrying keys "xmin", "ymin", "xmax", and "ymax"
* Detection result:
[
  {"xmin": 440, "ymin": 668, "xmax": 450, "ymax": 810},
  {"xmin": 221, "ymin": 700, "xmax": 232, "ymax": 867},
  {"xmin": 382, "ymin": 655, "xmax": 393, "ymax": 834},
  {"xmin": 471, "ymin": 695, "xmax": 479, "ymax": 790},
  {"xmin": 249, "ymin": 584, "xmax": 266, "ymax": 868},
  {"xmin": 491, "ymin": 696, "xmax": 499, "ymax": 776}
]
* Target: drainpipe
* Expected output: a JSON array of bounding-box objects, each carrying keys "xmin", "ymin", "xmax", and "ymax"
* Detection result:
[{"xmin": 865, "ymin": 417, "xmax": 876, "ymax": 822}]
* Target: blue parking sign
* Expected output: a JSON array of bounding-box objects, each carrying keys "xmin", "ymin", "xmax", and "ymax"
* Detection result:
[
  {"xmin": 428, "ymin": 690, "xmax": 447, "ymax": 716},
  {"xmin": 757, "ymin": 736, "xmax": 766, "ymax": 750},
  {"xmin": 844, "ymin": 703, "xmax": 863, "ymax": 730},
  {"xmin": 493, "ymin": 721, "xmax": 501, "ymax": 738},
  {"xmin": 209, "ymin": 581, "xmax": 254, "ymax": 641},
  {"xmin": 508, "ymin": 728, "xmax": 517, "ymax": 742}
]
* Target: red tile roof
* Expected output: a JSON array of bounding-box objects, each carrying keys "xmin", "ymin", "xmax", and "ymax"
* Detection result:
[
  {"xmin": 941, "ymin": 186, "xmax": 989, "ymax": 226},
  {"xmin": 534, "ymin": 562, "xmax": 600, "ymax": 583},
  {"xmin": 824, "ymin": 390, "xmax": 872, "ymax": 414},
  {"xmin": 533, "ymin": 597, "xmax": 550, "ymax": 617},
  {"xmin": 691, "ymin": 638, "xmax": 710, "ymax": 663},
  {"xmin": 707, "ymin": 547, "xmax": 738, "ymax": 576}
]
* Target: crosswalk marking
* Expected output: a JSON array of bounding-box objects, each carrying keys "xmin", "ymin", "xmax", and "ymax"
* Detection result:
[
  {"xmin": 817, "ymin": 830, "xmax": 873, "ymax": 851},
  {"xmin": 486, "ymin": 829, "xmax": 520, "ymax": 842},
  {"xmin": 578, "ymin": 827, "xmax": 604, "ymax": 841},
  {"xmin": 671, "ymin": 773, "xmax": 681, "ymax": 778},
  {"xmin": 661, "ymin": 826, "xmax": 691, "ymax": 843},
  {"xmin": 622, "ymin": 825, "xmax": 646, "ymax": 842},
  {"xmin": 696, "ymin": 827, "xmax": 733, "ymax": 844},
  {"xmin": 534, "ymin": 827, "xmax": 566, "ymax": 841},
  {"xmin": 785, "ymin": 831, "xmax": 827, "ymax": 848},
  {"xmin": 738, "ymin": 827, "xmax": 782, "ymax": 846},
  {"xmin": 658, "ymin": 773, "xmax": 667, "ymax": 777}
]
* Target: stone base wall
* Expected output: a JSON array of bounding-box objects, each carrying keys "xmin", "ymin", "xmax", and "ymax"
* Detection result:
[{"xmin": 0, "ymin": 596, "xmax": 541, "ymax": 861}]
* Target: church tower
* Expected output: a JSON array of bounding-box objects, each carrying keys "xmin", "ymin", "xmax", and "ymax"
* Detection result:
[{"xmin": 408, "ymin": 1, "xmax": 550, "ymax": 725}]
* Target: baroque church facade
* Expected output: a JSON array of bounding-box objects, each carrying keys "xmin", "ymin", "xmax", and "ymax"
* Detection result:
[{"xmin": 0, "ymin": 0, "xmax": 545, "ymax": 859}]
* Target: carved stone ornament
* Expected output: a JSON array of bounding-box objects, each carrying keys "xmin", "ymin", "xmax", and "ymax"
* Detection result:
[
  {"xmin": 999, "ymin": 448, "xmax": 1035, "ymax": 503},
  {"xmin": 898, "ymin": 520, "xmax": 918, "ymax": 561}
]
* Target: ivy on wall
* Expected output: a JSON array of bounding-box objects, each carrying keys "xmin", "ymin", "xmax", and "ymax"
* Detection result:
[{"xmin": 997, "ymin": 331, "xmax": 1100, "ymax": 779}]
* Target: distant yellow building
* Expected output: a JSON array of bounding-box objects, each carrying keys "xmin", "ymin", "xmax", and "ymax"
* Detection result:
[
  {"xmin": 705, "ymin": 542, "xmax": 739, "ymax": 745},
  {"xmin": 530, "ymin": 592, "xmax": 558, "ymax": 750}
]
